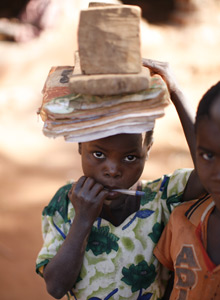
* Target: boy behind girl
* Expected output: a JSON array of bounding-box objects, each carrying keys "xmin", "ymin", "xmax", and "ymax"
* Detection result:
[{"xmin": 154, "ymin": 81, "xmax": 220, "ymax": 299}]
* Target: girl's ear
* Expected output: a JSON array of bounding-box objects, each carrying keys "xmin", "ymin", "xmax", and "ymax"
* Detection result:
[
  {"xmin": 78, "ymin": 143, "xmax": 82, "ymax": 155},
  {"xmin": 146, "ymin": 140, "xmax": 153, "ymax": 161}
]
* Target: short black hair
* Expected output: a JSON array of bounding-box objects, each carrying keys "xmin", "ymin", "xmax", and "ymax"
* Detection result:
[{"xmin": 195, "ymin": 81, "xmax": 220, "ymax": 130}]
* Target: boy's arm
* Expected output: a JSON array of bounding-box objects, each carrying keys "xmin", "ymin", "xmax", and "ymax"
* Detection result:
[
  {"xmin": 142, "ymin": 59, "xmax": 206, "ymax": 201},
  {"xmin": 43, "ymin": 176, "xmax": 108, "ymax": 299},
  {"xmin": 162, "ymin": 272, "xmax": 174, "ymax": 300}
]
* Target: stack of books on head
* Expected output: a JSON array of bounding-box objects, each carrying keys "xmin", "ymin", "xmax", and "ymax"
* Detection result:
[{"xmin": 38, "ymin": 4, "xmax": 170, "ymax": 143}]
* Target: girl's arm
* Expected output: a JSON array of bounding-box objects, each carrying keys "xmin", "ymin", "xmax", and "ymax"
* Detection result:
[
  {"xmin": 43, "ymin": 176, "xmax": 108, "ymax": 299},
  {"xmin": 143, "ymin": 59, "xmax": 196, "ymax": 163},
  {"xmin": 142, "ymin": 59, "xmax": 206, "ymax": 201}
]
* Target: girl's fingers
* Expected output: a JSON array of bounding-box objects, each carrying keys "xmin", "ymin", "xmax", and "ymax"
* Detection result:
[
  {"xmin": 70, "ymin": 176, "xmax": 107, "ymax": 203},
  {"xmin": 68, "ymin": 176, "xmax": 86, "ymax": 199},
  {"xmin": 80, "ymin": 177, "xmax": 107, "ymax": 201},
  {"xmin": 142, "ymin": 58, "xmax": 169, "ymax": 73}
]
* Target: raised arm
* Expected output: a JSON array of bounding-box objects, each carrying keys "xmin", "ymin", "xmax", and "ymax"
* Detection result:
[
  {"xmin": 142, "ymin": 58, "xmax": 206, "ymax": 201},
  {"xmin": 142, "ymin": 58, "xmax": 196, "ymax": 163}
]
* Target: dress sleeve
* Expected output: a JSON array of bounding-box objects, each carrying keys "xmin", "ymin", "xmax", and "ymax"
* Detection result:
[
  {"xmin": 160, "ymin": 168, "xmax": 193, "ymax": 215},
  {"xmin": 35, "ymin": 212, "xmax": 69, "ymax": 276},
  {"xmin": 35, "ymin": 184, "xmax": 72, "ymax": 277}
]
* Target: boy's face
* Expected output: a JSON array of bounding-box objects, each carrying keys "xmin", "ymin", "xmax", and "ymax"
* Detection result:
[
  {"xmin": 79, "ymin": 133, "xmax": 150, "ymax": 199},
  {"xmin": 196, "ymin": 116, "xmax": 220, "ymax": 208}
]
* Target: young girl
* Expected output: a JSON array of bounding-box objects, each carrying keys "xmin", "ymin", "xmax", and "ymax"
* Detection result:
[
  {"xmin": 154, "ymin": 81, "xmax": 220, "ymax": 299},
  {"xmin": 36, "ymin": 60, "xmax": 204, "ymax": 300}
]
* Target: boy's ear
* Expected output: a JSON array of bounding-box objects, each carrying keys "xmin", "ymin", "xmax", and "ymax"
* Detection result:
[
  {"xmin": 78, "ymin": 143, "xmax": 82, "ymax": 154},
  {"xmin": 211, "ymin": 97, "xmax": 220, "ymax": 126}
]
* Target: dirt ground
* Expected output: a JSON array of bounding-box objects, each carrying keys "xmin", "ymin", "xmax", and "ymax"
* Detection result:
[{"xmin": 0, "ymin": 1, "xmax": 220, "ymax": 299}]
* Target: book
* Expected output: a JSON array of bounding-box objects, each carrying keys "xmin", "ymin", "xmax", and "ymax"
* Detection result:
[{"xmin": 38, "ymin": 65, "xmax": 170, "ymax": 142}]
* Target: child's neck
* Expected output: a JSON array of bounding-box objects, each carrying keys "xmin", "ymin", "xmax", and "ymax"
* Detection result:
[
  {"xmin": 100, "ymin": 195, "xmax": 141, "ymax": 226},
  {"xmin": 207, "ymin": 207, "xmax": 220, "ymax": 265}
]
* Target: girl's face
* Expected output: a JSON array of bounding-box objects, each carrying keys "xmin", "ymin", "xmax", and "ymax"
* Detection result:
[
  {"xmin": 196, "ymin": 116, "xmax": 220, "ymax": 209},
  {"xmin": 79, "ymin": 133, "xmax": 150, "ymax": 199}
]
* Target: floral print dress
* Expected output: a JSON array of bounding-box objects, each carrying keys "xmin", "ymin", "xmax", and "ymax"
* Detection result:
[{"xmin": 36, "ymin": 169, "xmax": 192, "ymax": 300}]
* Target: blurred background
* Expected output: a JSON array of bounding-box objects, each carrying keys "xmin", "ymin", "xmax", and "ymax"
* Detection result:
[{"xmin": 0, "ymin": 0, "xmax": 219, "ymax": 299}]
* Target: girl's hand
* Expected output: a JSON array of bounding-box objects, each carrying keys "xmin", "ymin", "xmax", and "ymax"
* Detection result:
[
  {"xmin": 142, "ymin": 58, "xmax": 179, "ymax": 94},
  {"xmin": 68, "ymin": 176, "xmax": 108, "ymax": 225}
]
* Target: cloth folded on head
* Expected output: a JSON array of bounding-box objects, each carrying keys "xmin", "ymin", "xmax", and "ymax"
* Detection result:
[{"xmin": 38, "ymin": 66, "xmax": 170, "ymax": 142}]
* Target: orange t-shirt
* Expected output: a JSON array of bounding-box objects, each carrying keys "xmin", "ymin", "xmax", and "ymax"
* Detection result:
[{"xmin": 154, "ymin": 195, "xmax": 220, "ymax": 300}]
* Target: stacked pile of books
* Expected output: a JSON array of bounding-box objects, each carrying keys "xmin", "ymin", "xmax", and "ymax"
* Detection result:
[{"xmin": 38, "ymin": 4, "xmax": 170, "ymax": 142}]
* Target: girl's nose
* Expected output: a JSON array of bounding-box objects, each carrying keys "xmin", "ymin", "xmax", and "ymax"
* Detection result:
[{"xmin": 103, "ymin": 161, "xmax": 121, "ymax": 178}]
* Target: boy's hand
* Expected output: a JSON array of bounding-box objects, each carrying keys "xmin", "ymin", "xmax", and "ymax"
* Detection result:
[
  {"xmin": 142, "ymin": 58, "xmax": 179, "ymax": 94},
  {"xmin": 68, "ymin": 176, "xmax": 108, "ymax": 224}
]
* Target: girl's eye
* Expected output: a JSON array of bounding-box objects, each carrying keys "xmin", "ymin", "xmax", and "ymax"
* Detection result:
[
  {"xmin": 202, "ymin": 152, "xmax": 214, "ymax": 161},
  {"xmin": 93, "ymin": 151, "xmax": 105, "ymax": 159},
  {"xmin": 124, "ymin": 155, "xmax": 137, "ymax": 162}
]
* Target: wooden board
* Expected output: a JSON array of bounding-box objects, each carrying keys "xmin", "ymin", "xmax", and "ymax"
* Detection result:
[
  {"xmin": 78, "ymin": 5, "xmax": 142, "ymax": 75},
  {"xmin": 69, "ymin": 51, "xmax": 150, "ymax": 95}
]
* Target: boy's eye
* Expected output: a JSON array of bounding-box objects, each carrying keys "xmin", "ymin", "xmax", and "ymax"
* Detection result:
[
  {"xmin": 124, "ymin": 155, "xmax": 137, "ymax": 162},
  {"xmin": 93, "ymin": 151, "xmax": 105, "ymax": 159},
  {"xmin": 202, "ymin": 152, "xmax": 214, "ymax": 161}
]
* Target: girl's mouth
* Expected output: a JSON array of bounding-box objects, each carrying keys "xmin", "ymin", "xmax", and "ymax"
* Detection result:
[
  {"xmin": 104, "ymin": 187, "xmax": 121, "ymax": 200},
  {"xmin": 108, "ymin": 190, "xmax": 121, "ymax": 199}
]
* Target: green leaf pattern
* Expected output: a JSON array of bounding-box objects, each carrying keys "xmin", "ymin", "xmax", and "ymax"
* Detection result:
[
  {"xmin": 86, "ymin": 226, "xmax": 119, "ymax": 256},
  {"xmin": 122, "ymin": 260, "xmax": 157, "ymax": 292}
]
